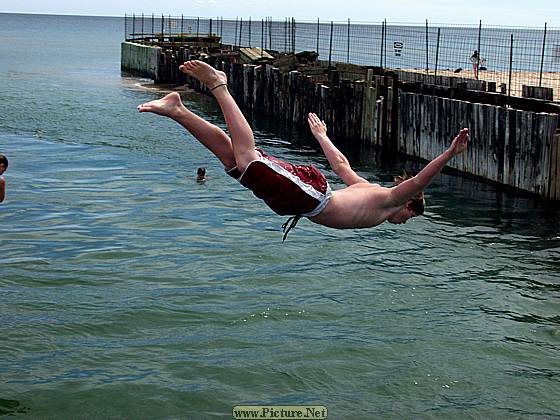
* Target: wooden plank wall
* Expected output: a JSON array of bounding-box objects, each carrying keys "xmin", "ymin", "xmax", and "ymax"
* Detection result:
[
  {"xmin": 207, "ymin": 59, "xmax": 366, "ymax": 144},
  {"xmin": 396, "ymin": 70, "xmax": 487, "ymax": 91},
  {"xmin": 522, "ymin": 85, "xmax": 554, "ymax": 101},
  {"xmin": 361, "ymin": 70, "xmax": 385, "ymax": 148},
  {"xmin": 549, "ymin": 131, "xmax": 560, "ymax": 200},
  {"xmin": 149, "ymin": 47, "xmax": 397, "ymax": 148},
  {"xmin": 399, "ymin": 91, "xmax": 560, "ymax": 198}
]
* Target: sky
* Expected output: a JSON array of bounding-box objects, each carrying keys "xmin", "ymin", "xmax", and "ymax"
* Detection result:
[{"xmin": 0, "ymin": 0, "xmax": 557, "ymax": 27}]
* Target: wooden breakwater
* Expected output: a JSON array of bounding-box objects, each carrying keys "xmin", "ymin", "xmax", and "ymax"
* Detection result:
[
  {"xmin": 121, "ymin": 41, "xmax": 560, "ymax": 200},
  {"xmin": 399, "ymin": 93, "xmax": 559, "ymax": 198}
]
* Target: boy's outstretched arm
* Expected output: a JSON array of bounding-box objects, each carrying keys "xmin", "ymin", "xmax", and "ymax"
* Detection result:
[
  {"xmin": 389, "ymin": 128, "xmax": 469, "ymax": 205},
  {"xmin": 307, "ymin": 113, "xmax": 368, "ymax": 186}
]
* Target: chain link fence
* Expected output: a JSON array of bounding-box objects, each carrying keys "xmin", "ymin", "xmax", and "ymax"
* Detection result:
[{"xmin": 124, "ymin": 14, "xmax": 560, "ymax": 100}]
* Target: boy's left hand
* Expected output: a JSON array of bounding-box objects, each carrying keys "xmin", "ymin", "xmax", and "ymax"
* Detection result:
[{"xmin": 449, "ymin": 128, "xmax": 469, "ymax": 156}]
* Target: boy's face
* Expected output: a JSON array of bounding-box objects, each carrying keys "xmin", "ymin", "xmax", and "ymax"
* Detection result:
[
  {"xmin": 0, "ymin": 164, "xmax": 6, "ymax": 175},
  {"xmin": 387, "ymin": 204, "xmax": 418, "ymax": 225}
]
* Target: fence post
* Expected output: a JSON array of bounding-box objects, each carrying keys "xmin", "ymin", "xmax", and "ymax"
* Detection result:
[
  {"xmin": 329, "ymin": 21, "xmax": 334, "ymax": 68},
  {"xmin": 287, "ymin": 18, "xmax": 290, "ymax": 52},
  {"xmin": 264, "ymin": 17, "xmax": 267, "ymax": 49},
  {"xmin": 141, "ymin": 14, "xmax": 144, "ymax": 39},
  {"xmin": 508, "ymin": 34, "xmax": 514, "ymax": 98},
  {"xmin": 292, "ymin": 18, "xmax": 296, "ymax": 53},
  {"xmin": 124, "ymin": 13, "xmax": 127, "ymax": 41},
  {"xmin": 161, "ymin": 14, "xmax": 164, "ymax": 40},
  {"xmin": 151, "ymin": 14, "xmax": 154, "ymax": 38},
  {"xmin": 264, "ymin": 17, "xmax": 268, "ymax": 48},
  {"xmin": 234, "ymin": 17, "xmax": 238, "ymax": 48},
  {"xmin": 383, "ymin": 19, "xmax": 387, "ymax": 67},
  {"xmin": 347, "ymin": 18, "xmax": 351, "ymax": 63},
  {"xmin": 284, "ymin": 18, "xmax": 287, "ymax": 52},
  {"xmin": 261, "ymin": 19, "xmax": 264, "ymax": 53},
  {"xmin": 248, "ymin": 17, "xmax": 251, "ymax": 46},
  {"xmin": 317, "ymin": 18, "xmax": 320, "ymax": 54},
  {"xmin": 435, "ymin": 27, "xmax": 441, "ymax": 79},
  {"xmin": 380, "ymin": 20, "xmax": 385, "ymax": 68},
  {"xmin": 477, "ymin": 20, "xmax": 482, "ymax": 59},
  {"xmin": 539, "ymin": 22, "xmax": 547, "ymax": 87},
  {"xmin": 210, "ymin": 18, "xmax": 213, "ymax": 36},
  {"xmin": 425, "ymin": 19, "xmax": 429, "ymax": 74},
  {"xmin": 268, "ymin": 17, "xmax": 272, "ymax": 50},
  {"xmin": 239, "ymin": 18, "xmax": 243, "ymax": 46},
  {"xmin": 132, "ymin": 14, "xmax": 135, "ymax": 40},
  {"xmin": 197, "ymin": 17, "xmax": 200, "ymax": 37}
]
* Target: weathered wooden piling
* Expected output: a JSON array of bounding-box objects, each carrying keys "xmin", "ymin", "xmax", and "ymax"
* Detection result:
[
  {"xmin": 398, "ymin": 91, "xmax": 559, "ymax": 197},
  {"xmin": 550, "ymin": 132, "xmax": 560, "ymax": 200},
  {"xmin": 522, "ymin": 85, "xmax": 554, "ymax": 101}
]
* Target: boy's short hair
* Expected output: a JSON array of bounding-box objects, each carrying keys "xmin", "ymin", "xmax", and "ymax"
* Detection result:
[
  {"xmin": 197, "ymin": 167, "xmax": 206, "ymax": 176},
  {"xmin": 0, "ymin": 154, "xmax": 8, "ymax": 168},
  {"xmin": 393, "ymin": 171, "xmax": 425, "ymax": 216}
]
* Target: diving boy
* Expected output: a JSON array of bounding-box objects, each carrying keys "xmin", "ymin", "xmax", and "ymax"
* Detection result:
[{"xmin": 137, "ymin": 60, "xmax": 469, "ymax": 238}]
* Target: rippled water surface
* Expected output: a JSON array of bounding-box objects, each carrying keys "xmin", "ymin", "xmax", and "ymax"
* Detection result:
[{"xmin": 1, "ymin": 13, "xmax": 560, "ymax": 419}]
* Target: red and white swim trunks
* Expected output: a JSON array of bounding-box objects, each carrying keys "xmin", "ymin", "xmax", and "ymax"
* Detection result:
[{"xmin": 226, "ymin": 149, "xmax": 331, "ymax": 217}]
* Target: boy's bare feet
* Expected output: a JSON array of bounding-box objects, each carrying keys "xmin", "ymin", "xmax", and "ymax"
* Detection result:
[
  {"xmin": 179, "ymin": 60, "xmax": 228, "ymax": 92},
  {"xmin": 137, "ymin": 92, "xmax": 185, "ymax": 118}
]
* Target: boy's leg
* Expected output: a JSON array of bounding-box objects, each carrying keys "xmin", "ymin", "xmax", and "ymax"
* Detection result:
[
  {"xmin": 179, "ymin": 61, "xmax": 259, "ymax": 172},
  {"xmin": 137, "ymin": 92, "xmax": 236, "ymax": 170}
]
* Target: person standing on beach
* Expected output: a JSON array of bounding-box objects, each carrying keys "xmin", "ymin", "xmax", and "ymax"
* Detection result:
[
  {"xmin": 470, "ymin": 50, "xmax": 480, "ymax": 80},
  {"xmin": 0, "ymin": 154, "xmax": 8, "ymax": 203},
  {"xmin": 137, "ymin": 60, "xmax": 469, "ymax": 240}
]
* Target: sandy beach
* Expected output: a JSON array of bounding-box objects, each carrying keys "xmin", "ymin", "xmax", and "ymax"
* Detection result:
[{"xmin": 400, "ymin": 68, "xmax": 559, "ymax": 101}]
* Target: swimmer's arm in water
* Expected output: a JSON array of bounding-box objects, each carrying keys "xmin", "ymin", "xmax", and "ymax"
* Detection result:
[
  {"xmin": 307, "ymin": 113, "xmax": 369, "ymax": 186},
  {"xmin": 389, "ymin": 128, "xmax": 469, "ymax": 206},
  {"xmin": 0, "ymin": 177, "xmax": 5, "ymax": 203}
]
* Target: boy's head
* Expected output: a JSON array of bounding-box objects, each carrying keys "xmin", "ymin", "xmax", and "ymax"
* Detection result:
[
  {"xmin": 388, "ymin": 172, "xmax": 425, "ymax": 224},
  {"xmin": 196, "ymin": 167, "xmax": 206, "ymax": 181},
  {"xmin": 0, "ymin": 154, "xmax": 8, "ymax": 175}
]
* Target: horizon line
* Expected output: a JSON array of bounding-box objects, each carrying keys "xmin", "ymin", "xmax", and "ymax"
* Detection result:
[{"xmin": 0, "ymin": 11, "xmax": 555, "ymax": 29}]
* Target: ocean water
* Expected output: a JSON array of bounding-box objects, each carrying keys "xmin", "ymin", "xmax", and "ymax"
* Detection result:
[{"xmin": 1, "ymin": 12, "xmax": 560, "ymax": 419}]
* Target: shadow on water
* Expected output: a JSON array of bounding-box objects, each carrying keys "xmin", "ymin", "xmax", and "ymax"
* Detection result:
[
  {"xmin": 433, "ymin": 173, "xmax": 560, "ymax": 244},
  {"xmin": 0, "ymin": 398, "xmax": 29, "ymax": 416},
  {"xmin": 481, "ymin": 306, "xmax": 560, "ymax": 326}
]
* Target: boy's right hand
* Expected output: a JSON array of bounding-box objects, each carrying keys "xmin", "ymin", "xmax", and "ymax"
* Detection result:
[{"xmin": 308, "ymin": 113, "xmax": 328, "ymax": 139}]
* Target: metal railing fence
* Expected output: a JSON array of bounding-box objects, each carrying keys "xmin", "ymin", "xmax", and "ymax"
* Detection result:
[{"xmin": 124, "ymin": 14, "xmax": 560, "ymax": 100}]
